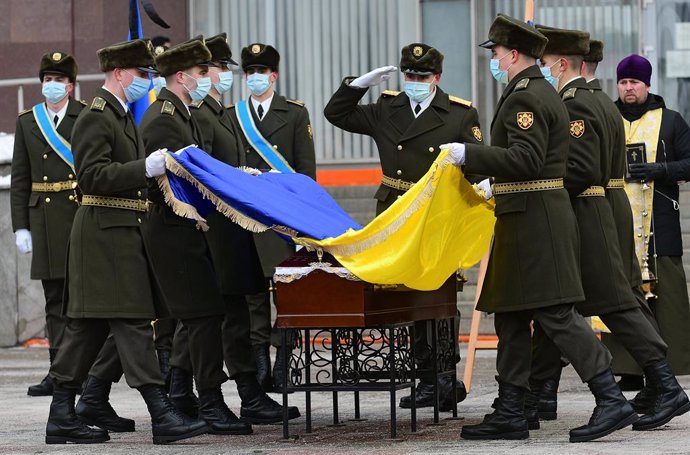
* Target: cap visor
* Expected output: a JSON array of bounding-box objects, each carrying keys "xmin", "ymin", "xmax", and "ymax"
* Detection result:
[
  {"xmin": 137, "ymin": 66, "xmax": 159, "ymax": 74},
  {"xmin": 401, "ymin": 68, "xmax": 434, "ymax": 76},
  {"xmin": 228, "ymin": 57, "xmax": 238, "ymax": 66},
  {"xmin": 478, "ymin": 39, "xmax": 495, "ymax": 49}
]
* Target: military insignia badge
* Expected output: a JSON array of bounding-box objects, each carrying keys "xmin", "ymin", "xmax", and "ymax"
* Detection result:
[
  {"xmin": 570, "ymin": 120, "xmax": 585, "ymax": 138},
  {"xmin": 517, "ymin": 112, "xmax": 534, "ymax": 130},
  {"xmin": 307, "ymin": 124, "xmax": 313, "ymax": 139},
  {"xmin": 413, "ymin": 46, "xmax": 423, "ymax": 57},
  {"xmin": 154, "ymin": 45, "xmax": 165, "ymax": 56},
  {"xmin": 251, "ymin": 44, "xmax": 261, "ymax": 54},
  {"xmin": 52, "ymin": 52, "xmax": 61, "ymax": 61},
  {"xmin": 472, "ymin": 126, "xmax": 483, "ymax": 142}
]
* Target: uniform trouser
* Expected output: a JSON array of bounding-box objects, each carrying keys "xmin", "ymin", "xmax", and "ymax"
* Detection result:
[
  {"xmin": 41, "ymin": 279, "xmax": 68, "ymax": 350},
  {"xmin": 153, "ymin": 318, "xmax": 177, "ymax": 351},
  {"xmin": 50, "ymin": 318, "xmax": 163, "ymax": 388},
  {"xmin": 168, "ymin": 316, "xmax": 228, "ymax": 391},
  {"xmin": 222, "ymin": 295, "xmax": 259, "ymax": 379},
  {"xmin": 604, "ymin": 256, "xmax": 690, "ymax": 375},
  {"xmin": 495, "ymin": 303, "xmax": 611, "ymax": 390},
  {"xmin": 414, "ymin": 311, "xmax": 461, "ymax": 383},
  {"xmin": 532, "ymin": 305, "xmax": 667, "ymax": 384},
  {"xmin": 247, "ymin": 289, "xmax": 280, "ymax": 347}
]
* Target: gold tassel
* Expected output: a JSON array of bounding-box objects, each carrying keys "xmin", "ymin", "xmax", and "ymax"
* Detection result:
[{"xmin": 155, "ymin": 173, "xmax": 210, "ymax": 231}]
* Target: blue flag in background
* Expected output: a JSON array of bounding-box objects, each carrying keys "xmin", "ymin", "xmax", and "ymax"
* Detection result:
[{"xmin": 127, "ymin": 0, "xmax": 153, "ymax": 125}]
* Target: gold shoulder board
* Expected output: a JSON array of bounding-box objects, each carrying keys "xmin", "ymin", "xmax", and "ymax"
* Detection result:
[
  {"xmin": 382, "ymin": 90, "xmax": 401, "ymax": 98},
  {"xmin": 449, "ymin": 95, "xmax": 472, "ymax": 108},
  {"xmin": 287, "ymin": 99, "xmax": 305, "ymax": 107},
  {"xmin": 515, "ymin": 78, "xmax": 530, "ymax": 91},
  {"xmin": 161, "ymin": 100, "xmax": 176, "ymax": 115},
  {"xmin": 189, "ymin": 100, "xmax": 204, "ymax": 109},
  {"xmin": 562, "ymin": 87, "xmax": 577, "ymax": 101},
  {"xmin": 90, "ymin": 97, "xmax": 106, "ymax": 111},
  {"xmin": 18, "ymin": 108, "xmax": 32, "ymax": 117}
]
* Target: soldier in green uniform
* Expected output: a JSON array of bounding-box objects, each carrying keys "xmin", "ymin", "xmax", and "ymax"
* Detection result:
[
  {"xmin": 12, "ymin": 51, "xmax": 136, "ymax": 434},
  {"xmin": 46, "ymin": 39, "xmax": 208, "ymax": 445},
  {"xmin": 528, "ymin": 25, "xmax": 688, "ymax": 432},
  {"xmin": 229, "ymin": 42, "xmax": 316, "ymax": 393},
  {"xmin": 448, "ymin": 15, "xmax": 636, "ymax": 442},
  {"xmin": 189, "ymin": 33, "xmax": 300, "ymax": 424},
  {"xmin": 324, "ymin": 42, "xmax": 483, "ymax": 411},
  {"xmin": 139, "ymin": 37, "xmax": 252, "ymax": 435}
]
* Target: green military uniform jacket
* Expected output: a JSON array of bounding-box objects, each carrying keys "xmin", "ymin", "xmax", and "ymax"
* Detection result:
[
  {"xmin": 140, "ymin": 88, "xmax": 225, "ymax": 319},
  {"xmin": 560, "ymin": 77, "xmax": 637, "ymax": 316},
  {"xmin": 66, "ymin": 88, "xmax": 157, "ymax": 319},
  {"xmin": 464, "ymin": 65, "xmax": 583, "ymax": 313},
  {"xmin": 190, "ymin": 95, "xmax": 265, "ymax": 295},
  {"xmin": 229, "ymin": 93, "xmax": 316, "ymax": 277},
  {"xmin": 324, "ymin": 79, "xmax": 484, "ymax": 214},
  {"xmin": 589, "ymin": 78, "xmax": 642, "ymax": 288},
  {"xmin": 11, "ymin": 98, "xmax": 83, "ymax": 280}
]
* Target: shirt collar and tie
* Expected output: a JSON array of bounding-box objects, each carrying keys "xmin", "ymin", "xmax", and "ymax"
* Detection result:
[
  {"xmin": 251, "ymin": 94, "xmax": 274, "ymax": 121},
  {"xmin": 409, "ymin": 88, "xmax": 437, "ymax": 118},
  {"xmin": 46, "ymin": 101, "xmax": 69, "ymax": 128}
]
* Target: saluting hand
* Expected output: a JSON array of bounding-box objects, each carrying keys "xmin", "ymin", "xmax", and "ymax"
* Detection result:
[
  {"xmin": 440, "ymin": 142, "xmax": 466, "ymax": 166},
  {"xmin": 15, "ymin": 229, "xmax": 32, "ymax": 254},
  {"xmin": 145, "ymin": 148, "xmax": 168, "ymax": 178},
  {"xmin": 350, "ymin": 66, "xmax": 398, "ymax": 88}
]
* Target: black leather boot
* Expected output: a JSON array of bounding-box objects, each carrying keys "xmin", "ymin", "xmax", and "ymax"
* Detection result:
[
  {"xmin": 272, "ymin": 344, "xmax": 292, "ymax": 393},
  {"xmin": 617, "ymin": 374, "xmax": 645, "ymax": 391},
  {"xmin": 633, "ymin": 360, "xmax": 690, "ymax": 431},
  {"xmin": 523, "ymin": 390, "xmax": 540, "ymax": 430},
  {"xmin": 253, "ymin": 344, "xmax": 272, "ymax": 393},
  {"xmin": 198, "ymin": 387, "xmax": 253, "ymax": 435},
  {"xmin": 461, "ymin": 381, "xmax": 529, "ymax": 440},
  {"xmin": 629, "ymin": 385, "xmax": 655, "ymax": 414},
  {"xmin": 46, "ymin": 383, "xmax": 110, "ymax": 444},
  {"xmin": 535, "ymin": 376, "xmax": 559, "ymax": 420},
  {"xmin": 439, "ymin": 377, "xmax": 468, "ymax": 412},
  {"xmin": 75, "ymin": 375, "xmax": 135, "ymax": 432},
  {"xmin": 157, "ymin": 349, "xmax": 171, "ymax": 389},
  {"xmin": 138, "ymin": 384, "xmax": 209, "ymax": 444},
  {"xmin": 29, "ymin": 348, "xmax": 57, "ymax": 397},
  {"xmin": 569, "ymin": 370, "xmax": 638, "ymax": 442},
  {"xmin": 168, "ymin": 367, "xmax": 200, "ymax": 418},
  {"xmin": 236, "ymin": 373, "xmax": 300, "ymax": 424},
  {"xmin": 399, "ymin": 380, "xmax": 434, "ymax": 408}
]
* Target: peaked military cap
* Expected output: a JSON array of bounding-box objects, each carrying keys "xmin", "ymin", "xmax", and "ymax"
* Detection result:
[
  {"xmin": 206, "ymin": 33, "xmax": 238, "ymax": 66},
  {"xmin": 536, "ymin": 25, "xmax": 590, "ymax": 56},
  {"xmin": 584, "ymin": 40, "xmax": 604, "ymax": 63},
  {"xmin": 399, "ymin": 43, "xmax": 443, "ymax": 75},
  {"xmin": 155, "ymin": 36, "xmax": 213, "ymax": 77},
  {"xmin": 39, "ymin": 51, "xmax": 78, "ymax": 82},
  {"xmin": 241, "ymin": 43, "xmax": 280, "ymax": 71},
  {"xmin": 97, "ymin": 39, "xmax": 157, "ymax": 73},
  {"xmin": 479, "ymin": 14, "xmax": 547, "ymax": 59}
]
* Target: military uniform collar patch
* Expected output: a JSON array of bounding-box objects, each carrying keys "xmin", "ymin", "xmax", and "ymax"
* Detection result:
[
  {"xmin": 562, "ymin": 87, "xmax": 577, "ymax": 100},
  {"xmin": 161, "ymin": 100, "xmax": 176, "ymax": 116},
  {"xmin": 515, "ymin": 78, "xmax": 530, "ymax": 91},
  {"xmin": 91, "ymin": 97, "xmax": 106, "ymax": 111},
  {"xmin": 189, "ymin": 99, "xmax": 204, "ymax": 109}
]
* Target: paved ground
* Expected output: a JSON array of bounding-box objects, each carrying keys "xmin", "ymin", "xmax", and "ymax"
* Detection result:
[{"xmin": 2, "ymin": 347, "xmax": 690, "ymax": 455}]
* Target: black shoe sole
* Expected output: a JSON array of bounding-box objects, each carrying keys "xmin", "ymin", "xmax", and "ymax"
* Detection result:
[
  {"xmin": 241, "ymin": 411, "xmax": 301, "ymax": 425},
  {"xmin": 209, "ymin": 427, "xmax": 254, "ymax": 435},
  {"xmin": 538, "ymin": 411, "xmax": 557, "ymax": 420},
  {"xmin": 152, "ymin": 425, "xmax": 209, "ymax": 444},
  {"xmin": 632, "ymin": 401, "xmax": 690, "ymax": 431},
  {"xmin": 399, "ymin": 401, "xmax": 433, "ymax": 409},
  {"xmin": 28, "ymin": 390, "xmax": 53, "ymax": 397},
  {"xmin": 569, "ymin": 412, "xmax": 639, "ymax": 442},
  {"xmin": 77, "ymin": 415, "xmax": 135, "ymax": 433},
  {"xmin": 460, "ymin": 430, "xmax": 529, "ymax": 440},
  {"xmin": 45, "ymin": 435, "xmax": 110, "ymax": 444}
]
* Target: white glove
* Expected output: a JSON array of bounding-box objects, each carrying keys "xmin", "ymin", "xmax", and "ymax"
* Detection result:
[
  {"xmin": 349, "ymin": 66, "xmax": 398, "ymax": 88},
  {"xmin": 15, "ymin": 229, "xmax": 32, "ymax": 254},
  {"xmin": 476, "ymin": 178, "xmax": 493, "ymax": 200},
  {"xmin": 145, "ymin": 148, "xmax": 168, "ymax": 178},
  {"xmin": 440, "ymin": 142, "xmax": 466, "ymax": 166}
]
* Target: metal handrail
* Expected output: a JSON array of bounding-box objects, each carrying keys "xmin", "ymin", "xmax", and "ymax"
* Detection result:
[{"xmin": 0, "ymin": 74, "xmax": 104, "ymax": 112}]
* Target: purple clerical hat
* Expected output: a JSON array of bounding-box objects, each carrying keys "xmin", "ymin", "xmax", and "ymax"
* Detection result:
[{"xmin": 617, "ymin": 54, "xmax": 652, "ymax": 86}]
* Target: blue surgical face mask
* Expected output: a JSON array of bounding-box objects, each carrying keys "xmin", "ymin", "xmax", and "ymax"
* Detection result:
[
  {"xmin": 247, "ymin": 72, "xmax": 271, "ymax": 96},
  {"xmin": 183, "ymin": 73, "xmax": 212, "ymax": 101},
  {"xmin": 42, "ymin": 81, "xmax": 68, "ymax": 104},
  {"xmin": 152, "ymin": 77, "xmax": 166, "ymax": 96},
  {"xmin": 214, "ymin": 70, "xmax": 234, "ymax": 94},
  {"xmin": 489, "ymin": 52, "xmax": 513, "ymax": 84},
  {"xmin": 540, "ymin": 60, "xmax": 562, "ymax": 89},
  {"xmin": 121, "ymin": 71, "xmax": 151, "ymax": 103},
  {"xmin": 404, "ymin": 81, "xmax": 433, "ymax": 103}
]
